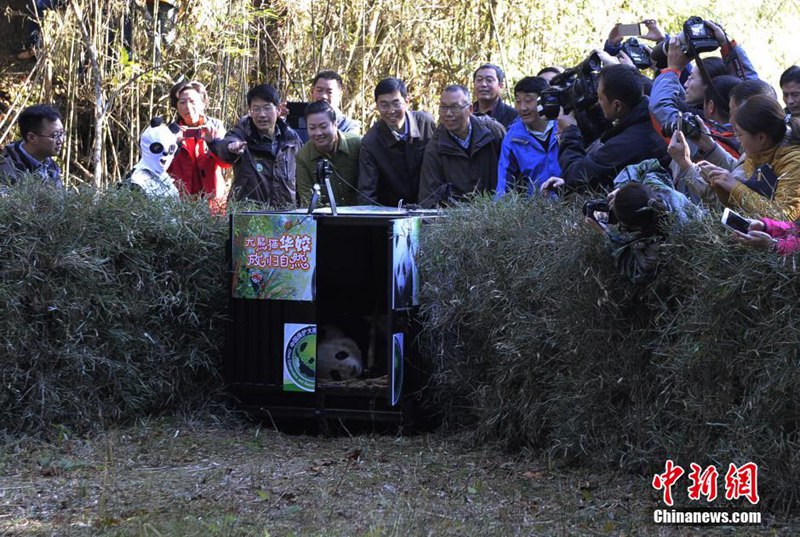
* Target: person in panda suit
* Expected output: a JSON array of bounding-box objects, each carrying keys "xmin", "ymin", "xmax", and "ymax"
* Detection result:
[{"xmin": 124, "ymin": 118, "xmax": 180, "ymax": 198}]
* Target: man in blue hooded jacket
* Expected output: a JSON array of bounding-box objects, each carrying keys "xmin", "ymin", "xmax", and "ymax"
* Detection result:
[{"xmin": 496, "ymin": 76, "xmax": 561, "ymax": 197}]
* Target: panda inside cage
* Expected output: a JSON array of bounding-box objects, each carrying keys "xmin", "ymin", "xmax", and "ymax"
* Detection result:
[{"xmin": 312, "ymin": 220, "xmax": 408, "ymax": 386}]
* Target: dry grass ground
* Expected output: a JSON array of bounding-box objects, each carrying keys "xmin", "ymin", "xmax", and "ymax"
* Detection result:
[{"xmin": 0, "ymin": 415, "xmax": 797, "ymax": 537}]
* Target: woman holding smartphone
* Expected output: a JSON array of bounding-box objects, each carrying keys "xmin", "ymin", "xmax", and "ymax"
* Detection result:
[
  {"xmin": 167, "ymin": 80, "xmax": 230, "ymax": 211},
  {"xmin": 729, "ymin": 212, "xmax": 800, "ymax": 255}
]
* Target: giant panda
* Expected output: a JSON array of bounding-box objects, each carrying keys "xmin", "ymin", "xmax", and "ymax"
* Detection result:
[{"xmin": 317, "ymin": 325, "xmax": 363, "ymax": 381}]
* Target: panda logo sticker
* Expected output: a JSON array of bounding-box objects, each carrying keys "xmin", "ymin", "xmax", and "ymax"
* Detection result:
[{"xmin": 283, "ymin": 323, "xmax": 316, "ymax": 392}]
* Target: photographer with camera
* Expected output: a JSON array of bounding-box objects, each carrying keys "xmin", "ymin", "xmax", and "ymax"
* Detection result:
[
  {"xmin": 167, "ymin": 81, "xmax": 230, "ymax": 210},
  {"xmin": 604, "ymin": 19, "xmax": 665, "ymax": 72},
  {"xmin": 584, "ymin": 169, "xmax": 696, "ymax": 283},
  {"xmin": 539, "ymin": 64, "xmax": 668, "ymax": 193},
  {"xmin": 649, "ymin": 19, "xmax": 757, "ymax": 140}
]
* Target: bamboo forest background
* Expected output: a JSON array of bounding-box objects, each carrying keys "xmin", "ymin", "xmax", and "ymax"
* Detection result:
[{"xmin": 1, "ymin": 0, "xmax": 798, "ymax": 187}]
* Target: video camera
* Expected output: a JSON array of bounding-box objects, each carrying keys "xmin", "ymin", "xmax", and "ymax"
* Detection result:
[
  {"xmin": 650, "ymin": 16, "xmax": 719, "ymax": 69},
  {"xmin": 621, "ymin": 38, "xmax": 652, "ymax": 70},
  {"xmin": 538, "ymin": 52, "xmax": 602, "ymax": 120},
  {"xmin": 661, "ymin": 112, "xmax": 703, "ymax": 140}
]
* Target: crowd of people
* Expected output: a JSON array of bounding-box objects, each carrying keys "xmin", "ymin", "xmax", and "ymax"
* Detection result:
[{"xmin": 3, "ymin": 17, "xmax": 800, "ymax": 271}]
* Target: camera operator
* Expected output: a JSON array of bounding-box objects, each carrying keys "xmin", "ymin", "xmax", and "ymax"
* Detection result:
[
  {"xmin": 584, "ymin": 175, "xmax": 696, "ymax": 284},
  {"xmin": 540, "ymin": 64, "xmax": 668, "ymax": 193},
  {"xmin": 604, "ymin": 19, "xmax": 665, "ymax": 59},
  {"xmin": 650, "ymin": 20, "xmax": 758, "ymax": 131},
  {"xmin": 537, "ymin": 67, "xmax": 565, "ymax": 85},
  {"xmin": 662, "ymin": 74, "xmax": 742, "ymax": 202}
]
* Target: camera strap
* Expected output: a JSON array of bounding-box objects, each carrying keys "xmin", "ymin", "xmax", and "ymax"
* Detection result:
[{"xmin": 742, "ymin": 164, "xmax": 779, "ymax": 199}]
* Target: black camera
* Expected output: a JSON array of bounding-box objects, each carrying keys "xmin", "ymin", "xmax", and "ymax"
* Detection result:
[
  {"xmin": 582, "ymin": 199, "xmax": 618, "ymax": 225},
  {"xmin": 538, "ymin": 52, "xmax": 602, "ymax": 120},
  {"xmin": 650, "ymin": 16, "xmax": 720, "ymax": 69},
  {"xmin": 621, "ymin": 38, "xmax": 652, "ymax": 70},
  {"xmin": 661, "ymin": 112, "xmax": 703, "ymax": 140}
]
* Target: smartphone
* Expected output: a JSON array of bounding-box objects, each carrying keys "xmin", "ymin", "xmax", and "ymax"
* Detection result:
[
  {"xmin": 184, "ymin": 128, "xmax": 202, "ymax": 139},
  {"xmin": 676, "ymin": 114, "xmax": 683, "ymax": 135},
  {"xmin": 618, "ymin": 23, "xmax": 642, "ymax": 37},
  {"xmin": 721, "ymin": 208, "xmax": 751, "ymax": 234}
]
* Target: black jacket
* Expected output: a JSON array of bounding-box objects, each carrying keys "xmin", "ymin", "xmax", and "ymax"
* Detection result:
[
  {"xmin": 357, "ymin": 110, "xmax": 435, "ymax": 206},
  {"xmin": 473, "ymin": 99, "xmax": 519, "ymax": 129},
  {"xmin": 558, "ymin": 97, "xmax": 669, "ymax": 191},
  {"xmin": 210, "ymin": 117, "xmax": 301, "ymax": 207}
]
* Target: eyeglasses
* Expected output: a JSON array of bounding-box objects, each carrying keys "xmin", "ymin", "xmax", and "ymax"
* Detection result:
[
  {"xmin": 438, "ymin": 103, "xmax": 470, "ymax": 114},
  {"xmin": 250, "ymin": 105, "xmax": 276, "ymax": 115},
  {"xmin": 377, "ymin": 100, "xmax": 405, "ymax": 112},
  {"xmin": 34, "ymin": 131, "xmax": 65, "ymax": 141}
]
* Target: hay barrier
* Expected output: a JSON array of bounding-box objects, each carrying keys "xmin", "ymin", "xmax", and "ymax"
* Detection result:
[
  {"xmin": 0, "ymin": 183, "xmax": 228, "ymax": 434},
  {"xmin": 419, "ymin": 194, "xmax": 800, "ymax": 513},
  {"xmin": 3, "ymin": 184, "xmax": 799, "ymax": 512}
]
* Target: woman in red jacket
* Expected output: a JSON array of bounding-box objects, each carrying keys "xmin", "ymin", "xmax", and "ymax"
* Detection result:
[{"xmin": 167, "ymin": 80, "xmax": 230, "ymax": 211}]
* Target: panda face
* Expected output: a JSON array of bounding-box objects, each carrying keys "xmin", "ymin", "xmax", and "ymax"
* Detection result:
[{"xmin": 317, "ymin": 329, "xmax": 363, "ymax": 381}]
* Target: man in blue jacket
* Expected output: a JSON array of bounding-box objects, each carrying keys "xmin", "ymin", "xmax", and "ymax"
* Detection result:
[
  {"xmin": 541, "ymin": 64, "xmax": 669, "ymax": 193},
  {"xmin": 496, "ymin": 76, "xmax": 561, "ymax": 198}
]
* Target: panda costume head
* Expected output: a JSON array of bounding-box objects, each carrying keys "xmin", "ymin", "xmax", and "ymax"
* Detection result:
[{"xmin": 128, "ymin": 118, "xmax": 180, "ymax": 198}]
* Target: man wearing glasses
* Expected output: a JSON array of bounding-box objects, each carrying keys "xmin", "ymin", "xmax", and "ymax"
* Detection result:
[
  {"xmin": 0, "ymin": 104, "xmax": 64, "ymax": 189},
  {"xmin": 418, "ymin": 85, "xmax": 506, "ymax": 208},
  {"xmin": 210, "ymin": 83, "xmax": 301, "ymax": 207},
  {"xmin": 358, "ymin": 77, "xmax": 435, "ymax": 206}
]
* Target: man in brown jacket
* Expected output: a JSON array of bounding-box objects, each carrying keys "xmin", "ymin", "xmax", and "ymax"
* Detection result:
[
  {"xmin": 358, "ymin": 77, "xmax": 435, "ymax": 207},
  {"xmin": 418, "ymin": 85, "xmax": 506, "ymax": 208}
]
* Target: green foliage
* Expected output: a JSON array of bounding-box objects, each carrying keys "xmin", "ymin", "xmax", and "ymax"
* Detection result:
[
  {"xmin": 419, "ymin": 194, "xmax": 800, "ymax": 512},
  {"xmin": 0, "ymin": 183, "xmax": 229, "ymax": 434}
]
